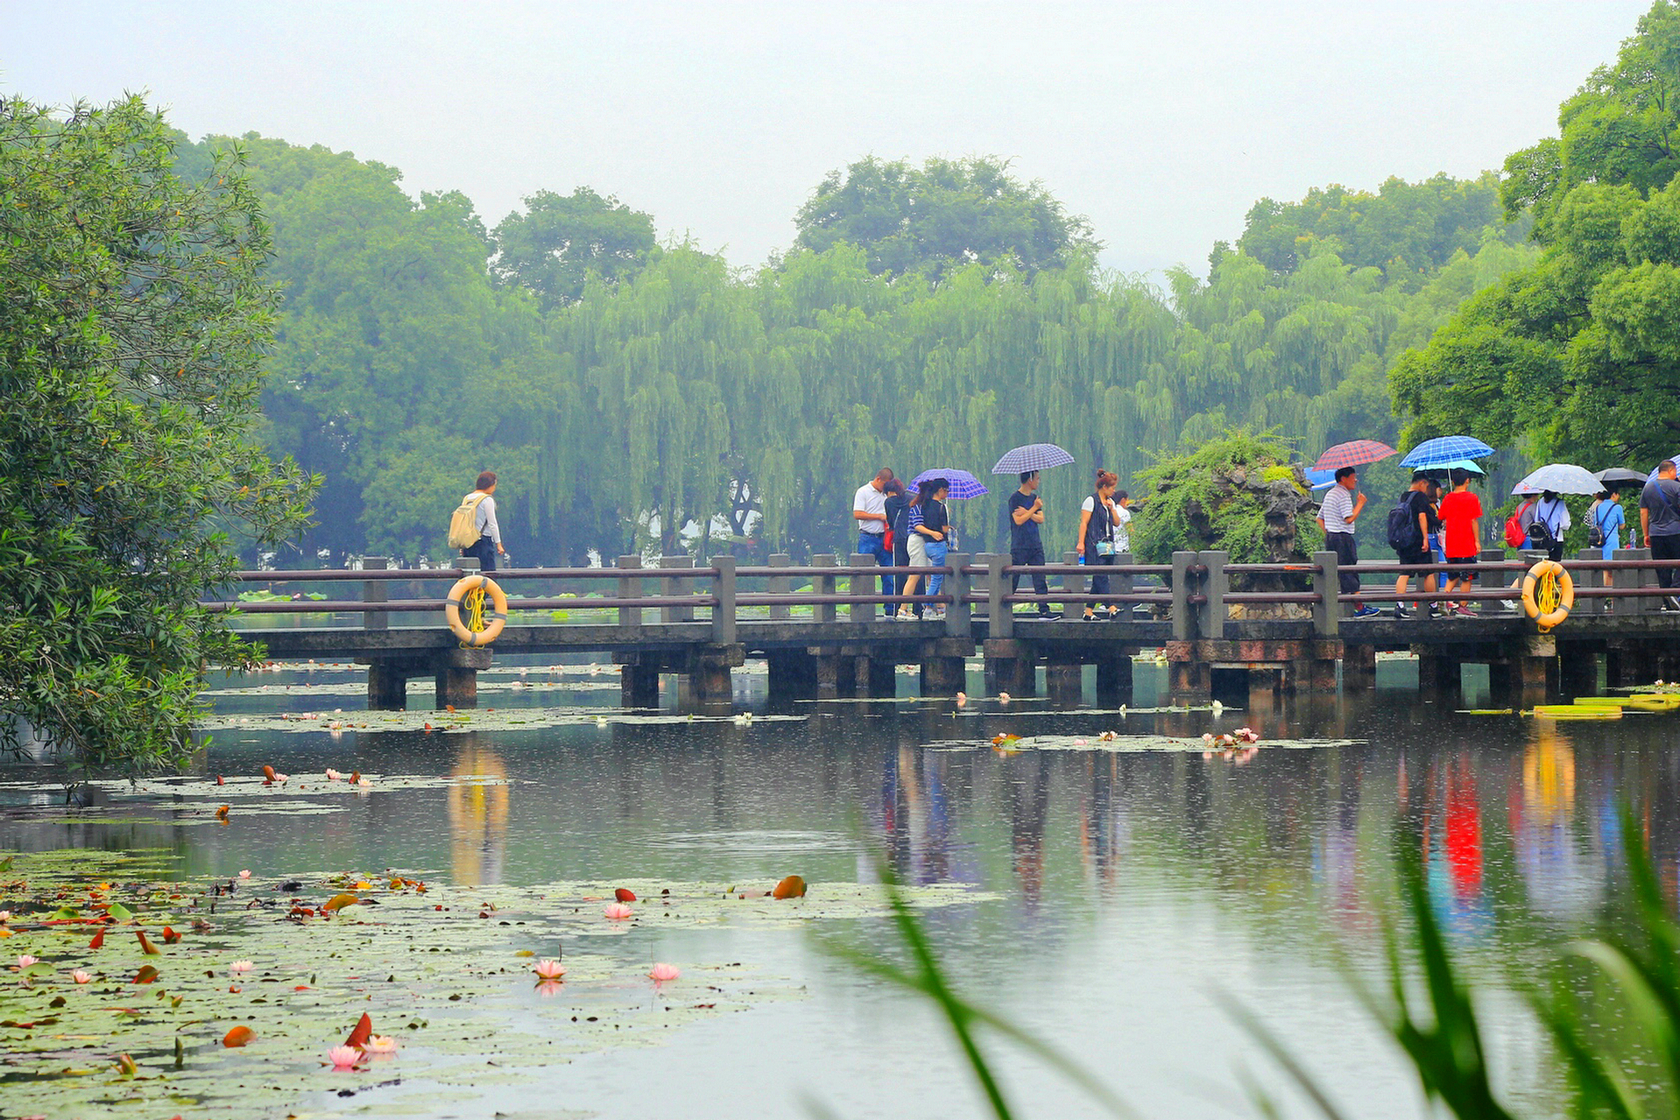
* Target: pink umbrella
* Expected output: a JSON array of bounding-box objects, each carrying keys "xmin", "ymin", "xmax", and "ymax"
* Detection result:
[{"xmin": 1313, "ymin": 440, "xmax": 1398, "ymax": 472}]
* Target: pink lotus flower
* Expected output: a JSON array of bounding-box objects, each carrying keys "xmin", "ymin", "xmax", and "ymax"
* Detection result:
[
  {"xmin": 535, "ymin": 978, "xmax": 565, "ymax": 998},
  {"xmin": 955, "ymin": 691, "xmax": 967, "ymax": 708},
  {"xmin": 603, "ymin": 903, "xmax": 633, "ymax": 920},
  {"xmin": 327, "ymin": 1044, "xmax": 362, "ymax": 1069},
  {"xmin": 325, "ymin": 769, "xmax": 341, "ymax": 781},
  {"xmin": 363, "ymin": 1034, "xmax": 398, "ymax": 1053},
  {"xmin": 229, "ymin": 960, "xmax": 254, "ymax": 973},
  {"xmin": 355, "ymin": 777, "xmax": 371, "ymax": 788},
  {"xmin": 533, "ymin": 958, "xmax": 566, "ymax": 980},
  {"xmin": 71, "ymin": 969, "xmax": 93, "ymax": 984},
  {"xmin": 0, "ymin": 910, "xmax": 11, "ymax": 922},
  {"xmin": 648, "ymin": 962, "xmax": 681, "ymax": 982},
  {"xmin": 238, "ymin": 870, "xmax": 251, "ymax": 879},
  {"xmin": 16, "ymin": 954, "xmax": 39, "ymax": 969},
  {"xmin": 997, "ymin": 691, "xmax": 1011, "ymax": 704}
]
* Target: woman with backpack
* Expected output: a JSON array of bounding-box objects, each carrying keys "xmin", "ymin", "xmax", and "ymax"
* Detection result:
[
  {"xmin": 1390, "ymin": 472, "xmax": 1437, "ymax": 618},
  {"xmin": 1588, "ymin": 489, "xmax": 1626, "ymax": 605},
  {"xmin": 1528, "ymin": 490, "xmax": 1571, "ymax": 562}
]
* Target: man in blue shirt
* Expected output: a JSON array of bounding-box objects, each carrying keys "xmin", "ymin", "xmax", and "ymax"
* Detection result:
[{"xmin": 1008, "ymin": 472, "xmax": 1057, "ymax": 619}]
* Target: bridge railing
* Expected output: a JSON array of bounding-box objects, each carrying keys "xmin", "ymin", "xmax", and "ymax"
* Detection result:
[{"xmin": 206, "ymin": 547, "xmax": 1680, "ymax": 643}]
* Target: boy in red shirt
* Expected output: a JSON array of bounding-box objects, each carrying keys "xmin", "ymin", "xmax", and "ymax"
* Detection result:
[{"xmin": 1437, "ymin": 468, "xmax": 1483, "ymax": 616}]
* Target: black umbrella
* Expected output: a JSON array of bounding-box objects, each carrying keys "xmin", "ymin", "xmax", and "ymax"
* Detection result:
[{"xmin": 1595, "ymin": 467, "xmax": 1647, "ymax": 488}]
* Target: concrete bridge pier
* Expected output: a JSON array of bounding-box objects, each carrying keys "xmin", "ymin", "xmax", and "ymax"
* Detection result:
[
  {"xmin": 1168, "ymin": 658, "xmax": 1211, "ymax": 702},
  {"xmin": 1415, "ymin": 652, "xmax": 1462, "ymax": 705},
  {"xmin": 983, "ymin": 639, "xmax": 1037, "ymax": 697},
  {"xmin": 1488, "ymin": 636, "xmax": 1556, "ymax": 708},
  {"xmin": 361, "ymin": 647, "xmax": 492, "ymax": 711},
  {"xmin": 436, "ymin": 647, "xmax": 492, "ymax": 709},
  {"xmin": 1342, "ymin": 644, "xmax": 1377, "ymax": 692},
  {"xmin": 814, "ymin": 653, "xmax": 855, "ymax": 699},
  {"xmin": 1046, "ymin": 658, "xmax": 1083, "ymax": 707},
  {"xmin": 767, "ymin": 650, "xmax": 819, "ymax": 700},
  {"xmin": 686, "ymin": 644, "xmax": 743, "ymax": 708},
  {"xmin": 1606, "ymin": 643, "xmax": 1658, "ymax": 689},
  {"xmin": 1559, "ymin": 649, "xmax": 1600, "ymax": 697},
  {"xmin": 615, "ymin": 654, "xmax": 661, "ymax": 708},
  {"xmin": 854, "ymin": 654, "xmax": 898, "ymax": 698},
  {"xmin": 919, "ymin": 656, "xmax": 966, "ymax": 697},
  {"xmin": 1095, "ymin": 655, "xmax": 1132, "ymax": 705}
]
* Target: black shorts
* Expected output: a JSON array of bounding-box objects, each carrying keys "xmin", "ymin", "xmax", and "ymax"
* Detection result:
[
  {"xmin": 1396, "ymin": 547, "xmax": 1430, "ymax": 569},
  {"xmin": 1445, "ymin": 556, "xmax": 1477, "ymax": 582}
]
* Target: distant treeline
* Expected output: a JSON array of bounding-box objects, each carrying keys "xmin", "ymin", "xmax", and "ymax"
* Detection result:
[{"xmin": 173, "ymin": 141, "xmax": 1534, "ymax": 565}]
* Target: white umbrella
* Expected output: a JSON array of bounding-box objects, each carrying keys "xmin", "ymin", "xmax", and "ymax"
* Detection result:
[{"xmin": 1511, "ymin": 463, "xmax": 1601, "ymax": 496}]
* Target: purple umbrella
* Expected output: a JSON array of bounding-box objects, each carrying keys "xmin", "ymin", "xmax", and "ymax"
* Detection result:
[{"xmin": 909, "ymin": 469, "xmax": 988, "ymax": 499}]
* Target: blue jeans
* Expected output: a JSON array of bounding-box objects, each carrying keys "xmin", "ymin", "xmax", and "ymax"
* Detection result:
[
  {"xmin": 857, "ymin": 531, "xmax": 892, "ymax": 603},
  {"xmin": 924, "ymin": 539, "xmax": 949, "ymax": 601},
  {"xmin": 462, "ymin": 536, "xmax": 497, "ymax": 571}
]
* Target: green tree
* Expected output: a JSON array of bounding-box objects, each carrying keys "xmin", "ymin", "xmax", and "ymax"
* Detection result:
[
  {"xmin": 0, "ymin": 95, "xmax": 314, "ymax": 774},
  {"xmin": 794, "ymin": 155, "xmax": 1100, "ymax": 281},
  {"xmin": 492, "ymin": 187, "xmax": 656, "ymax": 310},
  {"xmin": 1393, "ymin": 1, "xmax": 1680, "ymax": 468}
]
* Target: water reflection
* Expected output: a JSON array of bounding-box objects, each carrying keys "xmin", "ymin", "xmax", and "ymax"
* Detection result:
[{"xmin": 446, "ymin": 738, "xmax": 509, "ymax": 886}]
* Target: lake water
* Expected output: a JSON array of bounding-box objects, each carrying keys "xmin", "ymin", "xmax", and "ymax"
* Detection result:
[{"xmin": 3, "ymin": 659, "xmax": 1675, "ymax": 1120}]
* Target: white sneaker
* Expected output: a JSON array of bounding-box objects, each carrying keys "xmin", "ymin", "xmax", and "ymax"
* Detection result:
[{"xmin": 894, "ymin": 609, "xmax": 915, "ymax": 621}]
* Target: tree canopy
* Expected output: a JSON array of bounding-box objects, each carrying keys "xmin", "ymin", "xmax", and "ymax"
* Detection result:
[
  {"xmin": 491, "ymin": 187, "xmax": 656, "ymax": 309},
  {"xmin": 1393, "ymin": 0, "xmax": 1680, "ymax": 469},
  {"xmin": 793, "ymin": 155, "xmax": 1101, "ymax": 280},
  {"xmin": 0, "ymin": 96, "xmax": 314, "ymax": 774}
]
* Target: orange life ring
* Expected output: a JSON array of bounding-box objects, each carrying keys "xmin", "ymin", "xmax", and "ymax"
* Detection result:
[
  {"xmin": 1520, "ymin": 559, "xmax": 1573, "ymax": 632},
  {"xmin": 445, "ymin": 575, "xmax": 508, "ymax": 646}
]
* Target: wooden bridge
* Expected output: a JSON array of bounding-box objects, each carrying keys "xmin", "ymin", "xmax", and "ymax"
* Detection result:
[{"xmin": 214, "ymin": 548, "xmax": 1680, "ymax": 711}]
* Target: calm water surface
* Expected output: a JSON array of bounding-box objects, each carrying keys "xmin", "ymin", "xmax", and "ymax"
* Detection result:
[{"xmin": 4, "ymin": 660, "xmax": 1677, "ymax": 1120}]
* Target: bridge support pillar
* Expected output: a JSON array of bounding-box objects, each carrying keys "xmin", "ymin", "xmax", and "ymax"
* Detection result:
[
  {"xmin": 859, "ymin": 656, "xmax": 898, "ymax": 698},
  {"xmin": 768, "ymin": 650, "xmax": 818, "ymax": 700},
  {"xmin": 1095, "ymin": 655, "xmax": 1132, "ymax": 704},
  {"xmin": 367, "ymin": 661, "xmax": 411, "ymax": 710},
  {"xmin": 815, "ymin": 654, "xmax": 853, "ymax": 699},
  {"xmin": 983, "ymin": 639, "xmax": 1036, "ymax": 697},
  {"xmin": 1559, "ymin": 649, "xmax": 1599, "ymax": 697},
  {"xmin": 685, "ymin": 643, "xmax": 743, "ymax": 709},
  {"xmin": 1490, "ymin": 636, "xmax": 1555, "ymax": 707},
  {"xmin": 1168, "ymin": 659, "xmax": 1211, "ymax": 702},
  {"xmin": 1046, "ymin": 659, "xmax": 1083, "ymax": 708},
  {"xmin": 1415, "ymin": 653, "xmax": 1460, "ymax": 703},
  {"xmin": 1607, "ymin": 644, "xmax": 1657, "ymax": 689},
  {"xmin": 621, "ymin": 664, "xmax": 661, "ymax": 708},
  {"xmin": 1342, "ymin": 644, "xmax": 1377, "ymax": 692},
  {"xmin": 919, "ymin": 657, "xmax": 966, "ymax": 697},
  {"xmin": 434, "ymin": 647, "xmax": 492, "ymax": 710}
]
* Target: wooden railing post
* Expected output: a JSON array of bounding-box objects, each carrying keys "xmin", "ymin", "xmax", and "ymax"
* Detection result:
[
  {"xmin": 944, "ymin": 552, "xmax": 972, "ymax": 638},
  {"xmin": 711, "ymin": 555, "xmax": 736, "ymax": 644},
  {"xmin": 616, "ymin": 555, "xmax": 642, "ymax": 631},
  {"xmin": 1575, "ymin": 548, "xmax": 1602, "ymax": 617},
  {"xmin": 1312, "ymin": 550, "xmax": 1338, "ymax": 637},
  {"xmin": 362, "ymin": 556, "xmax": 388, "ymax": 631},
  {"xmin": 849, "ymin": 552, "xmax": 874, "ymax": 626},
  {"xmin": 660, "ymin": 555, "xmax": 695, "ymax": 623},
  {"xmin": 1114, "ymin": 550, "xmax": 1134, "ymax": 614},
  {"xmin": 768, "ymin": 554, "xmax": 792, "ymax": 621},
  {"xmin": 1198, "ymin": 550, "xmax": 1228, "ymax": 639},
  {"xmin": 812, "ymin": 554, "xmax": 836, "ymax": 624},
  {"xmin": 1171, "ymin": 551, "xmax": 1197, "ymax": 641},
  {"xmin": 986, "ymin": 553, "xmax": 1012, "ymax": 638},
  {"xmin": 1062, "ymin": 550, "xmax": 1085, "ymax": 616},
  {"xmin": 1619, "ymin": 547, "xmax": 1652, "ymax": 615}
]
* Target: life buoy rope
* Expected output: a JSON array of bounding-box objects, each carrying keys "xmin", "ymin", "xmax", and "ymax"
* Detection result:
[
  {"xmin": 1520, "ymin": 559, "xmax": 1573, "ymax": 632},
  {"xmin": 445, "ymin": 575, "xmax": 508, "ymax": 646}
]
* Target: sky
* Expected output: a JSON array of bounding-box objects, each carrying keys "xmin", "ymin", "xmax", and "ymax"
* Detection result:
[{"xmin": 6, "ymin": 1, "xmax": 1655, "ymax": 275}]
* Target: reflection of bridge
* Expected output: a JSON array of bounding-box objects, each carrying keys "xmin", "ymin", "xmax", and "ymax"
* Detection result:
[{"xmin": 216, "ymin": 548, "xmax": 1680, "ymax": 711}]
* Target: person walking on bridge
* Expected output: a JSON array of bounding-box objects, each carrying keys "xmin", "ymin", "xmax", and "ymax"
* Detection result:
[
  {"xmin": 1009, "ymin": 471, "xmax": 1057, "ymax": 620},
  {"xmin": 1392, "ymin": 472, "xmax": 1437, "ymax": 619},
  {"xmin": 853, "ymin": 468, "xmax": 895, "ymax": 615},
  {"xmin": 1640, "ymin": 460, "xmax": 1680, "ymax": 611},
  {"xmin": 456, "ymin": 471, "xmax": 506, "ymax": 571},
  {"xmin": 1317, "ymin": 467, "xmax": 1378, "ymax": 618},
  {"xmin": 1438, "ymin": 468, "xmax": 1483, "ymax": 616}
]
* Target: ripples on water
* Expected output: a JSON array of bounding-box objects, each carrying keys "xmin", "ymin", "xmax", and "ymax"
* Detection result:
[{"xmin": 2, "ymin": 659, "xmax": 1676, "ymax": 1119}]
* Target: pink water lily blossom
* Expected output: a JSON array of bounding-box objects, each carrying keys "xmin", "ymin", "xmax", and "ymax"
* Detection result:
[
  {"xmin": 238, "ymin": 870, "xmax": 252, "ymax": 879},
  {"xmin": 603, "ymin": 903, "xmax": 633, "ymax": 920},
  {"xmin": 0, "ymin": 910, "xmax": 11, "ymax": 922},
  {"xmin": 363, "ymin": 1035, "xmax": 398, "ymax": 1053},
  {"xmin": 327, "ymin": 1045, "xmax": 362, "ymax": 1069},
  {"xmin": 71, "ymin": 969, "xmax": 93, "ymax": 984},
  {"xmin": 229, "ymin": 960, "xmax": 254, "ymax": 973},
  {"xmin": 648, "ymin": 962, "xmax": 681, "ymax": 982},
  {"xmin": 533, "ymin": 958, "xmax": 566, "ymax": 980},
  {"xmin": 16, "ymin": 954, "xmax": 39, "ymax": 969},
  {"xmin": 325, "ymin": 769, "xmax": 341, "ymax": 781}
]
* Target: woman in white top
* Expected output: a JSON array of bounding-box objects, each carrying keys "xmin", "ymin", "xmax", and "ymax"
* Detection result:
[{"xmin": 1076, "ymin": 471, "xmax": 1124, "ymax": 620}]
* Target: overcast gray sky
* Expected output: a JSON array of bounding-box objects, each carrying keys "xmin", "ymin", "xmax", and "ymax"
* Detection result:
[{"xmin": 6, "ymin": 1, "xmax": 1652, "ymax": 274}]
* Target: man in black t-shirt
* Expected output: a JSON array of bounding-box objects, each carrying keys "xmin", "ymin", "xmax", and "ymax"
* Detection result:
[
  {"xmin": 1640, "ymin": 459, "xmax": 1680, "ymax": 608},
  {"xmin": 1392, "ymin": 472, "xmax": 1437, "ymax": 618},
  {"xmin": 1007, "ymin": 472, "xmax": 1057, "ymax": 619}
]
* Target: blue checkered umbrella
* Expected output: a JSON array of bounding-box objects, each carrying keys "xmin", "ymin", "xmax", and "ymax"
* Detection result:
[
  {"xmin": 909, "ymin": 468, "xmax": 988, "ymax": 499},
  {"xmin": 991, "ymin": 443, "xmax": 1075, "ymax": 475},
  {"xmin": 1400, "ymin": 436, "xmax": 1496, "ymax": 469}
]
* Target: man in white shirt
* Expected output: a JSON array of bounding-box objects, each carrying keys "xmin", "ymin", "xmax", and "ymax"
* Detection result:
[
  {"xmin": 853, "ymin": 468, "xmax": 895, "ymax": 613},
  {"xmin": 1316, "ymin": 467, "xmax": 1377, "ymax": 617},
  {"xmin": 462, "ymin": 470, "xmax": 506, "ymax": 571}
]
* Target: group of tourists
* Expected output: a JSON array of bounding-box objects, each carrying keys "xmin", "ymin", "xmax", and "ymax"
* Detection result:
[
  {"xmin": 852, "ymin": 467, "xmax": 1132, "ymax": 621},
  {"xmin": 1318, "ymin": 457, "xmax": 1680, "ymax": 617}
]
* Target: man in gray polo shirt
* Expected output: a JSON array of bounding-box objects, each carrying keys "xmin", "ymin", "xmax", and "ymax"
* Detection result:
[{"xmin": 1316, "ymin": 466, "xmax": 1379, "ymax": 617}]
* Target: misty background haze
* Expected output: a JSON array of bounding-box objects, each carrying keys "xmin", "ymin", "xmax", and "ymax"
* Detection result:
[{"xmin": 7, "ymin": 0, "xmax": 1650, "ymax": 275}]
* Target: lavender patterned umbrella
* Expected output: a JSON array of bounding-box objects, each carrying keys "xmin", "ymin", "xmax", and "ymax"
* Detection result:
[
  {"xmin": 909, "ymin": 469, "xmax": 988, "ymax": 499},
  {"xmin": 991, "ymin": 443, "xmax": 1075, "ymax": 475}
]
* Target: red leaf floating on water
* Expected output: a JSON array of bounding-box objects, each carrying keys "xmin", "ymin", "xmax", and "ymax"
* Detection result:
[
  {"xmin": 133, "ymin": 965, "xmax": 159, "ymax": 984},
  {"xmin": 262, "ymin": 765, "xmax": 277, "ymax": 783},
  {"xmin": 89, "ymin": 928, "xmax": 104, "ymax": 950},
  {"xmin": 222, "ymin": 1025, "xmax": 255, "ymax": 1047},
  {"xmin": 344, "ymin": 1012, "xmax": 373, "ymax": 1050},
  {"xmin": 136, "ymin": 931, "xmax": 161, "ymax": 955},
  {"xmin": 772, "ymin": 875, "xmax": 808, "ymax": 900},
  {"xmin": 216, "ymin": 775, "xmax": 225, "ymax": 786},
  {"xmin": 161, "ymin": 926, "xmax": 181, "ymax": 944},
  {"xmin": 615, "ymin": 888, "xmax": 637, "ymax": 903}
]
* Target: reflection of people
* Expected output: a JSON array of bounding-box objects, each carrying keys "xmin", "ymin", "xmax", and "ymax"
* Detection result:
[
  {"xmin": 447, "ymin": 740, "xmax": 509, "ymax": 886},
  {"xmin": 1008, "ymin": 754, "xmax": 1050, "ymax": 907}
]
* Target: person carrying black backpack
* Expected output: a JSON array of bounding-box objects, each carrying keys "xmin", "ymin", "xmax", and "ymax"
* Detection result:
[{"xmin": 1388, "ymin": 472, "xmax": 1436, "ymax": 618}]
